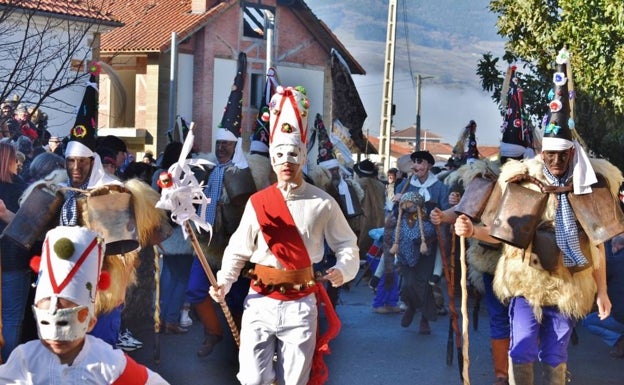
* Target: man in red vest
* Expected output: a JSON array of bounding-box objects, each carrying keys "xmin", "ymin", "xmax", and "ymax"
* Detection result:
[{"xmin": 210, "ymin": 86, "xmax": 359, "ymax": 385}]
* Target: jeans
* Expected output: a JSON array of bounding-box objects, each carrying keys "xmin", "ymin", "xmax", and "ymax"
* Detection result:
[
  {"xmin": 89, "ymin": 305, "xmax": 123, "ymax": 346},
  {"xmin": 160, "ymin": 254, "xmax": 193, "ymax": 324},
  {"xmin": 1, "ymin": 269, "xmax": 31, "ymax": 362},
  {"xmin": 582, "ymin": 312, "xmax": 624, "ymax": 347}
]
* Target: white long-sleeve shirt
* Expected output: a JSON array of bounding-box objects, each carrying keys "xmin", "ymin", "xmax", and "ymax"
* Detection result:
[
  {"xmin": 217, "ymin": 181, "xmax": 359, "ymax": 294},
  {"xmin": 0, "ymin": 335, "xmax": 169, "ymax": 385}
]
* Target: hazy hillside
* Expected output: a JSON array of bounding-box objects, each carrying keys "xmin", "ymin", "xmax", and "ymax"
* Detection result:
[{"xmin": 309, "ymin": 0, "xmax": 504, "ymax": 88}]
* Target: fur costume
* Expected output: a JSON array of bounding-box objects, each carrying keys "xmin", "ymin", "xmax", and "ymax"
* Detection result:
[
  {"xmin": 491, "ymin": 156, "xmax": 622, "ymax": 321},
  {"xmin": 443, "ymin": 159, "xmax": 501, "ymax": 293},
  {"xmin": 355, "ymin": 175, "xmax": 386, "ymax": 259},
  {"xmin": 76, "ymin": 178, "xmax": 169, "ymax": 315}
]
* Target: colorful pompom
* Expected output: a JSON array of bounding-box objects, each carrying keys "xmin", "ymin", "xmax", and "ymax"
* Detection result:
[
  {"xmin": 54, "ymin": 238, "xmax": 75, "ymax": 260},
  {"xmin": 29, "ymin": 256, "xmax": 41, "ymax": 273},
  {"xmin": 97, "ymin": 270, "xmax": 111, "ymax": 291}
]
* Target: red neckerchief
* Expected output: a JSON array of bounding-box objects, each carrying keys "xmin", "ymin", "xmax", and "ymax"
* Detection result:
[{"xmin": 250, "ymin": 184, "xmax": 341, "ymax": 385}]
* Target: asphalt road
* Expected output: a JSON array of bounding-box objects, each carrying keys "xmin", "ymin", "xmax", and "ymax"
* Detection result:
[{"xmin": 129, "ymin": 271, "xmax": 623, "ymax": 385}]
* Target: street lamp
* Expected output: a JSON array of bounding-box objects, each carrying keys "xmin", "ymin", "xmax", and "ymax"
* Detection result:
[{"xmin": 415, "ymin": 74, "xmax": 434, "ymax": 151}]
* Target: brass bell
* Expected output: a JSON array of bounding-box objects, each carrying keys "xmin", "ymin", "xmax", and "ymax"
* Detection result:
[
  {"xmin": 279, "ymin": 286, "xmax": 286, "ymax": 294},
  {"xmin": 307, "ymin": 280, "xmax": 316, "ymax": 288},
  {"xmin": 266, "ymin": 284, "xmax": 274, "ymax": 292}
]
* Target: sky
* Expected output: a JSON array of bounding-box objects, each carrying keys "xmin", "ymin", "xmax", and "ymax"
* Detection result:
[{"xmin": 352, "ymin": 70, "xmax": 504, "ymax": 146}]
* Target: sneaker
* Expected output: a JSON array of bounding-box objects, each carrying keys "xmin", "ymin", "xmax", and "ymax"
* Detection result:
[
  {"xmin": 180, "ymin": 308, "xmax": 193, "ymax": 328},
  {"xmin": 119, "ymin": 329, "xmax": 143, "ymax": 348},
  {"xmin": 372, "ymin": 306, "xmax": 390, "ymax": 314},
  {"xmin": 116, "ymin": 333, "xmax": 138, "ymax": 352},
  {"xmin": 385, "ymin": 305, "xmax": 404, "ymax": 313}
]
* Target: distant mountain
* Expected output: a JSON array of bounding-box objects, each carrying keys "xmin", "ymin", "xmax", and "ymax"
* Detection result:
[
  {"xmin": 308, "ymin": 0, "xmax": 507, "ymax": 146},
  {"xmin": 309, "ymin": 0, "xmax": 504, "ymax": 88}
]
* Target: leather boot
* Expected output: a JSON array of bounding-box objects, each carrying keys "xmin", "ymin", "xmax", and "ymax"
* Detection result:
[
  {"xmin": 193, "ymin": 297, "xmax": 223, "ymax": 357},
  {"xmin": 491, "ymin": 338, "xmax": 510, "ymax": 384},
  {"xmin": 509, "ymin": 361, "xmax": 534, "ymax": 385},
  {"xmin": 542, "ymin": 363, "xmax": 566, "ymax": 385}
]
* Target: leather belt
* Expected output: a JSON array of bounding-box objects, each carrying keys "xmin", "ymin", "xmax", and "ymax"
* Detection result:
[{"xmin": 245, "ymin": 264, "xmax": 316, "ymax": 294}]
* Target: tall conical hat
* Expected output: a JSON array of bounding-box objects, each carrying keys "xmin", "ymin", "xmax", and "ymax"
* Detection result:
[
  {"xmin": 268, "ymin": 86, "xmax": 309, "ymax": 165},
  {"xmin": 315, "ymin": 113, "xmax": 340, "ymax": 169},
  {"xmin": 216, "ymin": 52, "xmax": 248, "ymax": 168},
  {"xmin": 65, "ymin": 63, "xmax": 100, "ymax": 158},
  {"xmin": 542, "ymin": 49, "xmax": 574, "ymax": 149},
  {"xmin": 500, "ymin": 66, "xmax": 534, "ymax": 159},
  {"xmin": 250, "ymin": 67, "xmax": 279, "ymax": 154}
]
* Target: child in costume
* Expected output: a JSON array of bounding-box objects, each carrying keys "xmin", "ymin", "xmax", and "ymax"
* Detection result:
[{"xmin": 0, "ymin": 226, "xmax": 169, "ymax": 384}]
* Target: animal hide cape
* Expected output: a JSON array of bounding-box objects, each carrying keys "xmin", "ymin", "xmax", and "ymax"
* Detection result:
[{"xmin": 491, "ymin": 156, "xmax": 622, "ymax": 321}]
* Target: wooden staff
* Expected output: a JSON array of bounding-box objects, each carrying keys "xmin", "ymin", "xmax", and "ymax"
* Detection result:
[
  {"xmin": 460, "ymin": 235, "xmax": 471, "ymax": 384},
  {"xmin": 436, "ymin": 224, "xmax": 463, "ymax": 377},
  {"xmin": 153, "ymin": 245, "xmax": 161, "ymax": 365},
  {"xmin": 183, "ymin": 221, "xmax": 240, "ymax": 347}
]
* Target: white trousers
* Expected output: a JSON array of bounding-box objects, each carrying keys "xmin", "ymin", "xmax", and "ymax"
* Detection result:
[{"xmin": 237, "ymin": 291, "xmax": 318, "ymax": 385}]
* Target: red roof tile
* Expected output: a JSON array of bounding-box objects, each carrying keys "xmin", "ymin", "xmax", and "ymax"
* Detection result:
[
  {"xmin": 0, "ymin": 0, "xmax": 121, "ymax": 25},
  {"xmin": 101, "ymin": 0, "xmax": 223, "ymax": 53}
]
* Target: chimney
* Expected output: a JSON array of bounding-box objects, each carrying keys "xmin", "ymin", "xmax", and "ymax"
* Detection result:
[{"xmin": 191, "ymin": 0, "xmax": 209, "ymax": 14}]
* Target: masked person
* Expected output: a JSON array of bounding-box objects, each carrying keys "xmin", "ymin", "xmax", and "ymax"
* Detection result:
[
  {"xmin": 451, "ymin": 49, "xmax": 617, "ymax": 384},
  {"xmin": 0, "ymin": 226, "xmax": 168, "ymax": 384},
  {"xmin": 210, "ymin": 86, "xmax": 359, "ymax": 385}
]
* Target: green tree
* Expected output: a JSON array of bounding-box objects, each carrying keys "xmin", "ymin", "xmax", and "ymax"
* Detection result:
[{"xmin": 478, "ymin": 0, "xmax": 624, "ymax": 169}]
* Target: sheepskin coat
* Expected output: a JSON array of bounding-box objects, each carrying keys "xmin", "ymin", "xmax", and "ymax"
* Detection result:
[{"xmin": 490, "ymin": 156, "xmax": 622, "ymax": 321}]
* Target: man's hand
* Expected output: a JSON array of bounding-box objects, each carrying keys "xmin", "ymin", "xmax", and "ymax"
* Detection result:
[
  {"xmin": 454, "ymin": 214, "xmax": 474, "ymax": 238},
  {"xmin": 430, "ymin": 208, "xmax": 444, "ymax": 225},
  {"xmin": 596, "ymin": 290, "xmax": 612, "ymax": 320},
  {"xmin": 324, "ymin": 268, "xmax": 344, "ymax": 287},
  {"xmin": 209, "ymin": 285, "xmax": 226, "ymax": 303}
]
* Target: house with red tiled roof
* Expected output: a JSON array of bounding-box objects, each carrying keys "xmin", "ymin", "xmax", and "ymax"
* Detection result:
[
  {"xmin": 0, "ymin": 0, "xmax": 121, "ymax": 134},
  {"xmin": 365, "ymin": 126, "xmax": 500, "ymax": 171},
  {"xmin": 97, "ymin": 0, "xmax": 365, "ymax": 156}
]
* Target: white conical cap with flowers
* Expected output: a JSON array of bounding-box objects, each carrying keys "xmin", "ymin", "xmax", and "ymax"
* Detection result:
[{"xmin": 268, "ymin": 86, "xmax": 310, "ymax": 166}]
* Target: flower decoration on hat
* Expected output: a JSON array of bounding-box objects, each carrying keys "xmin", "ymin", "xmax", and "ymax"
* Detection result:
[{"xmin": 88, "ymin": 61, "xmax": 101, "ymax": 77}]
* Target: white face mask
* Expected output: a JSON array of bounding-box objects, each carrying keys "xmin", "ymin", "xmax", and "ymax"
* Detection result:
[
  {"xmin": 270, "ymin": 144, "xmax": 303, "ymax": 166},
  {"xmin": 33, "ymin": 304, "xmax": 90, "ymax": 341}
]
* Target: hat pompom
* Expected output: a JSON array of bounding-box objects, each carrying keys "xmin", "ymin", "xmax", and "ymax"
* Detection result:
[
  {"xmin": 53, "ymin": 238, "xmax": 75, "ymax": 260},
  {"xmin": 29, "ymin": 256, "xmax": 41, "ymax": 273},
  {"xmin": 97, "ymin": 270, "xmax": 111, "ymax": 291}
]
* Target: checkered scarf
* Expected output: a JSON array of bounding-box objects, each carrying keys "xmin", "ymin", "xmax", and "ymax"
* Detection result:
[
  {"xmin": 543, "ymin": 166, "xmax": 589, "ymax": 267},
  {"xmin": 202, "ymin": 161, "xmax": 230, "ymax": 226},
  {"xmin": 60, "ymin": 180, "xmax": 88, "ymax": 226}
]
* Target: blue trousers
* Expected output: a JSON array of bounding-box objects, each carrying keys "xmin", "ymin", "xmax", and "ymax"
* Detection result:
[
  {"xmin": 483, "ymin": 273, "xmax": 510, "ymax": 340},
  {"xmin": 582, "ymin": 312, "xmax": 624, "ymax": 347},
  {"xmin": 509, "ymin": 296, "xmax": 574, "ymax": 366},
  {"xmin": 372, "ymin": 271, "xmax": 400, "ymax": 308},
  {"xmin": 160, "ymin": 254, "xmax": 193, "ymax": 324},
  {"xmin": 89, "ymin": 305, "xmax": 123, "ymax": 346},
  {"xmin": 1, "ymin": 270, "xmax": 31, "ymax": 361}
]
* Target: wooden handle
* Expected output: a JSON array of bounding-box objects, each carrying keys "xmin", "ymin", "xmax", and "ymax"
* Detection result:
[{"xmin": 184, "ymin": 221, "xmax": 240, "ymax": 347}]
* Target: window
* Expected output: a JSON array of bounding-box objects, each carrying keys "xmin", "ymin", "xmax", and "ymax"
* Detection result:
[{"xmin": 242, "ymin": 3, "xmax": 275, "ymax": 39}]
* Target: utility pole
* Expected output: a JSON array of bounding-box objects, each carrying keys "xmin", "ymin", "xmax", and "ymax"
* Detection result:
[
  {"xmin": 378, "ymin": 0, "xmax": 397, "ymax": 172},
  {"xmin": 415, "ymin": 74, "xmax": 433, "ymax": 151}
]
